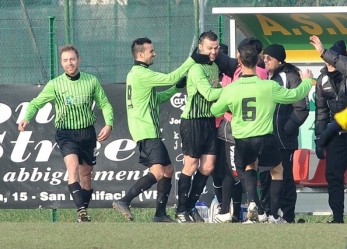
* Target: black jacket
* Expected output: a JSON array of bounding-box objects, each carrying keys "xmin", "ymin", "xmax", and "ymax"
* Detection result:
[
  {"xmin": 214, "ymin": 51, "xmax": 238, "ymax": 78},
  {"xmin": 270, "ymin": 63, "xmax": 310, "ymax": 149},
  {"xmin": 315, "ymin": 49, "xmax": 347, "ymax": 137}
]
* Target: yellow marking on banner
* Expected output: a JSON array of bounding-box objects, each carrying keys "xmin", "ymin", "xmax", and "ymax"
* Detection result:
[
  {"xmin": 286, "ymin": 50, "xmax": 322, "ymax": 62},
  {"xmin": 327, "ymin": 28, "xmax": 337, "ymax": 35}
]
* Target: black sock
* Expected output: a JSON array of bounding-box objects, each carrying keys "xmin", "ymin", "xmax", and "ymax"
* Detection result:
[
  {"xmin": 187, "ymin": 171, "xmax": 209, "ymax": 210},
  {"xmin": 68, "ymin": 182, "xmax": 85, "ymax": 211},
  {"xmin": 245, "ymin": 169, "xmax": 260, "ymax": 206},
  {"xmin": 177, "ymin": 173, "xmax": 192, "ymax": 213},
  {"xmin": 121, "ymin": 172, "xmax": 157, "ymax": 204},
  {"xmin": 213, "ymin": 177, "xmax": 223, "ymax": 204},
  {"xmin": 155, "ymin": 177, "xmax": 172, "ymax": 217},
  {"xmin": 220, "ymin": 175, "xmax": 233, "ymax": 214},
  {"xmin": 81, "ymin": 189, "xmax": 93, "ymax": 209},
  {"xmin": 270, "ymin": 179, "xmax": 283, "ymax": 219},
  {"xmin": 232, "ymin": 181, "xmax": 243, "ymax": 218}
]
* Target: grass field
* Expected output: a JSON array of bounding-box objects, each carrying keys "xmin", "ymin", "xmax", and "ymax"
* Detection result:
[{"xmin": 0, "ymin": 208, "xmax": 346, "ymax": 249}]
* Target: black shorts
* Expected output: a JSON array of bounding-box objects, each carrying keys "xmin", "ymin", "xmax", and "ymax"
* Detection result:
[
  {"xmin": 180, "ymin": 118, "xmax": 217, "ymax": 158},
  {"xmin": 234, "ymin": 134, "xmax": 281, "ymax": 170},
  {"xmin": 137, "ymin": 138, "xmax": 171, "ymax": 167},
  {"xmin": 55, "ymin": 126, "xmax": 97, "ymax": 166}
]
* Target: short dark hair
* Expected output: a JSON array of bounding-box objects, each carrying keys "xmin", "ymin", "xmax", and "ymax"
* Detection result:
[
  {"xmin": 238, "ymin": 37, "xmax": 263, "ymax": 54},
  {"xmin": 198, "ymin": 30, "xmax": 218, "ymax": 44},
  {"xmin": 238, "ymin": 42, "xmax": 259, "ymax": 68},
  {"xmin": 131, "ymin": 37, "xmax": 152, "ymax": 59},
  {"xmin": 59, "ymin": 45, "xmax": 79, "ymax": 58}
]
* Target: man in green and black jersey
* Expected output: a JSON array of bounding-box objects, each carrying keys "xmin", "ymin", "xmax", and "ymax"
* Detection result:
[
  {"xmin": 18, "ymin": 45, "xmax": 114, "ymax": 222},
  {"xmin": 176, "ymin": 31, "xmax": 227, "ymax": 223},
  {"xmin": 112, "ymin": 37, "xmax": 210, "ymax": 222},
  {"xmin": 211, "ymin": 39, "xmax": 313, "ymax": 224}
]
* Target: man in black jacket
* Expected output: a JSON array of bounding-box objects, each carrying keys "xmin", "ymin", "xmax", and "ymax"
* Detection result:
[
  {"xmin": 310, "ymin": 35, "xmax": 347, "ymax": 224},
  {"xmin": 258, "ymin": 44, "xmax": 309, "ymax": 223}
]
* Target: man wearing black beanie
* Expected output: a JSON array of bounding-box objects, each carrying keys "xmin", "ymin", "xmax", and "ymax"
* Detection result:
[
  {"xmin": 263, "ymin": 44, "xmax": 286, "ymax": 63},
  {"xmin": 258, "ymin": 44, "xmax": 310, "ymax": 223}
]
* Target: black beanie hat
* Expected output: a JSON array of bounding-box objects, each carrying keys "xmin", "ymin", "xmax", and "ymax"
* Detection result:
[
  {"xmin": 263, "ymin": 44, "xmax": 286, "ymax": 63},
  {"xmin": 330, "ymin": 40, "xmax": 347, "ymax": 56}
]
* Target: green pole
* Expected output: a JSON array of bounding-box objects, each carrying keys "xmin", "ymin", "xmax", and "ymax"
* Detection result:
[
  {"xmin": 64, "ymin": 0, "xmax": 71, "ymax": 44},
  {"xmin": 71, "ymin": 0, "xmax": 75, "ymax": 44},
  {"xmin": 194, "ymin": 0, "xmax": 199, "ymax": 44},
  {"xmin": 49, "ymin": 15, "xmax": 58, "ymax": 223},
  {"xmin": 51, "ymin": 208, "xmax": 58, "ymax": 223},
  {"xmin": 49, "ymin": 16, "xmax": 56, "ymax": 80},
  {"xmin": 167, "ymin": 0, "xmax": 171, "ymax": 68},
  {"xmin": 218, "ymin": 15, "xmax": 223, "ymax": 44}
]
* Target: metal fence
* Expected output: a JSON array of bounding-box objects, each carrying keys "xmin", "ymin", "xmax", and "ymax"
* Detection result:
[{"xmin": 0, "ymin": 0, "xmax": 345, "ymax": 84}]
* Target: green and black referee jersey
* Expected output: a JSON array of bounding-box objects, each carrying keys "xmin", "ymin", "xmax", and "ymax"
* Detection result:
[
  {"xmin": 211, "ymin": 75, "xmax": 312, "ymax": 139},
  {"xmin": 126, "ymin": 58, "xmax": 195, "ymax": 143},
  {"xmin": 181, "ymin": 62, "xmax": 222, "ymax": 119},
  {"xmin": 24, "ymin": 72, "xmax": 114, "ymax": 130}
]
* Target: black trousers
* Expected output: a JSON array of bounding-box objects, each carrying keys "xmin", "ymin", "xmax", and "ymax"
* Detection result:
[
  {"xmin": 259, "ymin": 149, "xmax": 296, "ymax": 222},
  {"xmin": 279, "ymin": 149, "xmax": 296, "ymax": 222},
  {"xmin": 326, "ymin": 133, "xmax": 347, "ymax": 222}
]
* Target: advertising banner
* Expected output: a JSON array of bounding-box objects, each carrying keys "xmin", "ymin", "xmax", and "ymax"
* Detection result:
[{"xmin": 0, "ymin": 84, "xmax": 213, "ymax": 208}]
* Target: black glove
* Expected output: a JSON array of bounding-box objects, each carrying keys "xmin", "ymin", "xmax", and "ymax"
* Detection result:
[
  {"xmin": 319, "ymin": 121, "xmax": 341, "ymax": 147},
  {"xmin": 191, "ymin": 47, "xmax": 210, "ymax": 64},
  {"xmin": 315, "ymin": 138, "xmax": 325, "ymax": 159},
  {"xmin": 175, "ymin": 76, "xmax": 187, "ymax": 89}
]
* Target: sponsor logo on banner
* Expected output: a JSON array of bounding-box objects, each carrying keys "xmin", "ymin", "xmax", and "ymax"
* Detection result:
[{"xmin": 170, "ymin": 93, "xmax": 186, "ymax": 111}]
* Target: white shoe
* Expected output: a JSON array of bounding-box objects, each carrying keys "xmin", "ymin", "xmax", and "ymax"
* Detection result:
[
  {"xmin": 246, "ymin": 202, "xmax": 258, "ymax": 221},
  {"xmin": 242, "ymin": 219, "xmax": 257, "ymax": 224},
  {"xmin": 268, "ymin": 215, "xmax": 287, "ymax": 224},
  {"xmin": 214, "ymin": 213, "xmax": 233, "ymax": 223},
  {"xmin": 258, "ymin": 213, "xmax": 268, "ymax": 223},
  {"xmin": 208, "ymin": 196, "xmax": 221, "ymax": 223}
]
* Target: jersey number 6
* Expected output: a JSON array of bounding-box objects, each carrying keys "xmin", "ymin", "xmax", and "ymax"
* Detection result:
[{"xmin": 242, "ymin": 97, "xmax": 256, "ymax": 121}]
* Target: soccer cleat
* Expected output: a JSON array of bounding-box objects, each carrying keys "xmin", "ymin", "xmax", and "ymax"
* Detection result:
[
  {"xmin": 208, "ymin": 196, "xmax": 221, "ymax": 223},
  {"xmin": 246, "ymin": 202, "xmax": 258, "ymax": 221},
  {"xmin": 77, "ymin": 209, "xmax": 91, "ymax": 223},
  {"xmin": 112, "ymin": 201, "xmax": 134, "ymax": 221},
  {"xmin": 268, "ymin": 215, "xmax": 287, "ymax": 224},
  {"xmin": 242, "ymin": 219, "xmax": 257, "ymax": 224},
  {"xmin": 189, "ymin": 208, "xmax": 205, "ymax": 223},
  {"xmin": 152, "ymin": 215, "xmax": 175, "ymax": 223},
  {"xmin": 326, "ymin": 220, "xmax": 344, "ymax": 224},
  {"xmin": 176, "ymin": 212, "xmax": 192, "ymax": 223},
  {"xmin": 85, "ymin": 214, "xmax": 92, "ymax": 222},
  {"xmin": 214, "ymin": 212, "xmax": 233, "ymax": 223},
  {"xmin": 258, "ymin": 213, "xmax": 268, "ymax": 223},
  {"xmin": 296, "ymin": 218, "xmax": 306, "ymax": 223}
]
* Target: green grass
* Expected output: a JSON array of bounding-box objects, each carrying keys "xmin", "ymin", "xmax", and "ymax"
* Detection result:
[{"xmin": 0, "ymin": 208, "xmax": 346, "ymax": 249}]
